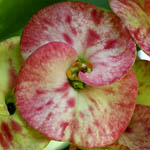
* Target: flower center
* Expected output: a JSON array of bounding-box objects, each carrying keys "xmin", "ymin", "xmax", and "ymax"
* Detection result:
[{"xmin": 66, "ymin": 58, "xmax": 93, "ymax": 90}]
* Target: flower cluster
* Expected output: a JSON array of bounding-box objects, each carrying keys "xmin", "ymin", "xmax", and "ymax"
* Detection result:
[{"xmin": 0, "ymin": 1, "xmax": 150, "ymax": 150}]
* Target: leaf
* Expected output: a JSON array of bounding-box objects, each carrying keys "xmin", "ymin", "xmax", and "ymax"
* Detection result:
[
  {"xmin": 133, "ymin": 60, "xmax": 150, "ymax": 105},
  {"xmin": 0, "ymin": 0, "xmax": 66, "ymax": 42}
]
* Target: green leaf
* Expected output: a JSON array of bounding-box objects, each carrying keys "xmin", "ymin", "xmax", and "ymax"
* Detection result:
[
  {"xmin": 0, "ymin": 0, "xmax": 111, "ymax": 42},
  {"xmin": 0, "ymin": 0, "xmax": 66, "ymax": 42}
]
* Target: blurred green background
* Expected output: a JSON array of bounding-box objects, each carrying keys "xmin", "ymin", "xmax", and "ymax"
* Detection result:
[{"xmin": 0, "ymin": 0, "xmax": 111, "ymax": 42}]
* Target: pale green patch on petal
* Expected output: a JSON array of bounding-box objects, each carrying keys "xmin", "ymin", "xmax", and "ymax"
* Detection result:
[
  {"xmin": 0, "ymin": 37, "xmax": 23, "ymax": 115},
  {"xmin": 133, "ymin": 60, "xmax": 150, "ymax": 105},
  {"xmin": 0, "ymin": 111, "xmax": 49, "ymax": 150}
]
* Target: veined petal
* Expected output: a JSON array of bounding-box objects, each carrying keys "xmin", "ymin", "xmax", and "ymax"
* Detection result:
[
  {"xmin": 109, "ymin": 0, "xmax": 150, "ymax": 55},
  {"xmin": 100, "ymin": 144, "xmax": 130, "ymax": 150},
  {"xmin": 0, "ymin": 37, "xmax": 23, "ymax": 115},
  {"xmin": 71, "ymin": 144, "xmax": 130, "ymax": 150},
  {"xmin": 118, "ymin": 104, "xmax": 150, "ymax": 150},
  {"xmin": 0, "ymin": 111, "xmax": 49, "ymax": 150},
  {"xmin": 21, "ymin": 1, "xmax": 136, "ymax": 86},
  {"xmin": 133, "ymin": 60, "xmax": 150, "ymax": 105},
  {"xmin": 15, "ymin": 41, "xmax": 138, "ymax": 148}
]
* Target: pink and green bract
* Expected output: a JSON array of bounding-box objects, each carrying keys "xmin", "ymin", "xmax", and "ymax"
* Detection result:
[
  {"xmin": 118, "ymin": 104, "xmax": 150, "ymax": 150},
  {"xmin": 15, "ymin": 41, "xmax": 138, "ymax": 148},
  {"xmin": 20, "ymin": 1, "xmax": 136, "ymax": 86},
  {"xmin": 0, "ymin": 37, "xmax": 23, "ymax": 116},
  {"xmin": 0, "ymin": 37, "xmax": 49, "ymax": 150},
  {"xmin": 109, "ymin": 0, "xmax": 150, "ymax": 56}
]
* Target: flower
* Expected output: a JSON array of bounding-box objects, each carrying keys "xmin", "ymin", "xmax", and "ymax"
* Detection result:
[{"xmin": 14, "ymin": 1, "xmax": 138, "ymax": 148}]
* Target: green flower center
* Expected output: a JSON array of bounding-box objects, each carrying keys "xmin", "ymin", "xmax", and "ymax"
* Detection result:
[{"xmin": 66, "ymin": 58, "xmax": 93, "ymax": 91}]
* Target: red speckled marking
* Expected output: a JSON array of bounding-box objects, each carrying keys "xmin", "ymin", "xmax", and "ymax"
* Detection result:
[
  {"xmin": 1, "ymin": 122, "xmax": 13, "ymax": 143},
  {"xmin": 55, "ymin": 82, "xmax": 70, "ymax": 93},
  {"xmin": 0, "ymin": 133, "xmax": 9, "ymax": 149},
  {"xmin": 89, "ymin": 97, "xmax": 99, "ymax": 109},
  {"xmin": 66, "ymin": 15, "xmax": 72, "ymax": 24},
  {"xmin": 67, "ymin": 98, "xmax": 75, "ymax": 108},
  {"xmin": 10, "ymin": 120, "xmax": 22, "ymax": 133},
  {"xmin": 46, "ymin": 99, "xmax": 54, "ymax": 106},
  {"xmin": 88, "ymin": 127, "xmax": 92, "ymax": 134},
  {"xmin": 60, "ymin": 122, "xmax": 69, "ymax": 138},
  {"xmin": 46, "ymin": 112, "xmax": 53, "ymax": 121},
  {"xmin": 36, "ymin": 106, "xmax": 44, "ymax": 111},
  {"xmin": 70, "ymin": 27, "xmax": 77, "ymax": 35},
  {"xmin": 79, "ymin": 112, "xmax": 84, "ymax": 119},
  {"xmin": 8, "ymin": 58, "xmax": 17, "ymax": 89},
  {"xmin": 104, "ymin": 39, "xmax": 117, "ymax": 49},
  {"xmin": 91, "ymin": 9, "xmax": 102, "ymax": 25},
  {"xmin": 86, "ymin": 29, "xmax": 100, "ymax": 47},
  {"xmin": 63, "ymin": 33, "xmax": 73, "ymax": 45},
  {"xmin": 36, "ymin": 89, "xmax": 47, "ymax": 95}
]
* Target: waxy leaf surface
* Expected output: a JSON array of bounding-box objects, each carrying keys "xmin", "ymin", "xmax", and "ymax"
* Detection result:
[
  {"xmin": 0, "ymin": 37, "xmax": 23, "ymax": 115},
  {"xmin": 21, "ymin": 1, "xmax": 136, "ymax": 86},
  {"xmin": 109, "ymin": 0, "xmax": 150, "ymax": 55},
  {"xmin": 118, "ymin": 104, "xmax": 150, "ymax": 150},
  {"xmin": 133, "ymin": 60, "xmax": 150, "ymax": 105},
  {"xmin": 15, "ymin": 42, "xmax": 138, "ymax": 148}
]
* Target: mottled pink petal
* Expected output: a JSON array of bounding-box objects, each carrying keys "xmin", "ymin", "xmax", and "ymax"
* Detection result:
[
  {"xmin": 118, "ymin": 104, "xmax": 150, "ymax": 150},
  {"xmin": 15, "ymin": 41, "xmax": 138, "ymax": 148},
  {"xmin": 21, "ymin": 1, "xmax": 136, "ymax": 86},
  {"xmin": 133, "ymin": 60, "xmax": 150, "ymax": 105},
  {"xmin": 109, "ymin": 0, "xmax": 150, "ymax": 55},
  {"xmin": 99, "ymin": 144, "xmax": 130, "ymax": 150}
]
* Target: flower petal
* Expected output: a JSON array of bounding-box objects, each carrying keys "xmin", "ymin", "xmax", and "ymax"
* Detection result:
[
  {"xmin": 70, "ymin": 144, "xmax": 130, "ymax": 150},
  {"xmin": 118, "ymin": 104, "xmax": 150, "ymax": 150},
  {"xmin": 0, "ymin": 111, "xmax": 49, "ymax": 150},
  {"xmin": 100, "ymin": 144, "xmax": 130, "ymax": 150},
  {"xmin": 0, "ymin": 37, "xmax": 23, "ymax": 115},
  {"xmin": 109, "ymin": 0, "xmax": 150, "ymax": 55},
  {"xmin": 21, "ymin": 1, "xmax": 136, "ymax": 86},
  {"xmin": 133, "ymin": 60, "xmax": 150, "ymax": 105},
  {"xmin": 15, "ymin": 41, "xmax": 137, "ymax": 148}
]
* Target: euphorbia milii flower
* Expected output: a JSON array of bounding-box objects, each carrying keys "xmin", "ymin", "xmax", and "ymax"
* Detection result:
[
  {"xmin": 15, "ymin": 41, "xmax": 138, "ymax": 148},
  {"xmin": 14, "ymin": 1, "xmax": 138, "ymax": 149},
  {"xmin": 109, "ymin": 0, "xmax": 150, "ymax": 55},
  {"xmin": 0, "ymin": 37, "xmax": 49, "ymax": 150}
]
